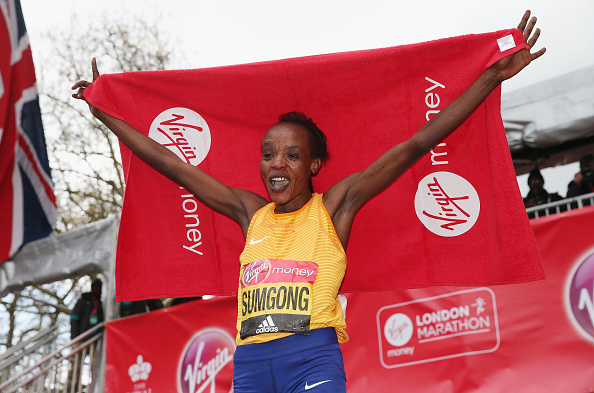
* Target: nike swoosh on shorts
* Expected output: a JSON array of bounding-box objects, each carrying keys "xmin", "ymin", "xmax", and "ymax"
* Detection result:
[{"xmin": 305, "ymin": 380, "xmax": 331, "ymax": 390}]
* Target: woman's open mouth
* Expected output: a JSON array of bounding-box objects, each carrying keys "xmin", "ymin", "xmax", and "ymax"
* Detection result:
[{"xmin": 270, "ymin": 176, "xmax": 290, "ymax": 192}]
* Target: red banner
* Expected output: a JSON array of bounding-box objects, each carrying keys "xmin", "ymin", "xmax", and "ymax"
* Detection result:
[
  {"xmin": 84, "ymin": 29, "xmax": 543, "ymax": 301},
  {"xmin": 105, "ymin": 297, "xmax": 238, "ymax": 393},
  {"xmin": 105, "ymin": 206, "xmax": 594, "ymax": 392}
]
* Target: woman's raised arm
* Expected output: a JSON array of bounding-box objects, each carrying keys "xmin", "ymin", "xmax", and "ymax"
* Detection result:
[
  {"xmin": 325, "ymin": 10, "xmax": 545, "ymax": 247},
  {"xmin": 72, "ymin": 59, "xmax": 267, "ymax": 236}
]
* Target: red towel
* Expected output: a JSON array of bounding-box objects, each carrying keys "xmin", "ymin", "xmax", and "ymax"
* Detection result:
[{"xmin": 84, "ymin": 29, "xmax": 544, "ymax": 301}]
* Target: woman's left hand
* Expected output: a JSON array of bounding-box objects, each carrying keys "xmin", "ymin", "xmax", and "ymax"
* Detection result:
[{"xmin": 491, "ymin": 10, "xmax": 546, "ymax": 82}]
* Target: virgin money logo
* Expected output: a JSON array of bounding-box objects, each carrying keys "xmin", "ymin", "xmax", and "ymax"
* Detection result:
[
  {"xmin": 178, "ymin": 328, "xmax": 235, "ymax": 393},
  {"xmin": 567, "ymin": 251, "xmax": 594, "ymax": 342},
  {"xmin": 241, "ymin": 259, "xmax": 271, "ymax": 287},
  {"xmin": 384, "ymin": 313, "xmax": 413, "ymax": 346},
  {"xmin": 149, "ymin": 108, "xmax": 211, "ymax": 166},
  {"xmin": 414, "ymin": 171, "xmax": 480, "ymax": 237}
]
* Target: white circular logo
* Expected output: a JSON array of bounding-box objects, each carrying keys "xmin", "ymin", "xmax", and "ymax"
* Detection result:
[
  {"xmin": 414, "ymin": 171, "xmax": 480, "ymax": 237},
  {"xmin": 148, "ymin": 107, "xmax": 211, "ymax": 166},
  {"xmin": 384, "ymin": 313, "xmax": 413, "ymax": 347}
]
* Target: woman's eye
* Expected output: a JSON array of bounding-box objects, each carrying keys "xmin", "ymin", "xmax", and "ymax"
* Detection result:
[
  {"xmin": 288, "ymin": 154, "xmax": 299, "ymax": 160},
  {"xmin": 262, "ymin": 152, "xmax": 273, "ymax": 159}
]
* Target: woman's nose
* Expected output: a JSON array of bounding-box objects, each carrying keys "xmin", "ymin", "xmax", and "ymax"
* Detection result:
[{"xmin": 271, "ymin": 156, "xmax": 286, "ymax": 169}]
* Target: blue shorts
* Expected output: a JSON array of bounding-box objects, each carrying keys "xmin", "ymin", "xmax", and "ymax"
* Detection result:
[{"xmin": 233, "ymin": 327, "xmax": 347, "ymax": 393}]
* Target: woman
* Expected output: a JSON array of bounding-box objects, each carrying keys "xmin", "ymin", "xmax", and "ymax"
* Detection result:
[{"xmin": 73, "ymin": 11, "xmax": 544, "ymax": 392}]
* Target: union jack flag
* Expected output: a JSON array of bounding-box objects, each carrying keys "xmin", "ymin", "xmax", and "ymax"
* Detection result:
[{"xmin": 0, "ymin": 0, "xmax": 56, "ymax": 262}]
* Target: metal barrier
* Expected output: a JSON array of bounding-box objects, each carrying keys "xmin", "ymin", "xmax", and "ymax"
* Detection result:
[
  {"xmin": 0, "ymin": 325, "xmax": 58, "ymax": 387},
  {"xmin": 525, "ymin": 192, "xmax": 594, "ymax": 218},
  {"xmin": 0, "ymin": 324, "xmax": 104, "ymax": 393}
]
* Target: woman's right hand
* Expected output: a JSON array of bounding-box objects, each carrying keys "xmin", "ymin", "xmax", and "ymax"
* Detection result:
[
  {"xmin": 71, "ymin": 58, "xmax": 101, "ymax": 118},
  {"xmin": 70, "ymin": 57, "xmax": 267, "ymax": 234}
]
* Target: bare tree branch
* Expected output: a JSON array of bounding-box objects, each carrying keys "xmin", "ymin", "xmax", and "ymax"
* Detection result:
[
  {"xmin": 16, "ymin": 293, "xmax": 71, "ymax": 314},
  {"xmin": 1, "ymin": 12, "xmax": 184, "ymax": 347}
]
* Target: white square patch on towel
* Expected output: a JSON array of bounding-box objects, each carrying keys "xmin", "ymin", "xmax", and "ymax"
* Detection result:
[{"xmin": 497, "ymin": 34, "xmax": 516, "ymax": 52}]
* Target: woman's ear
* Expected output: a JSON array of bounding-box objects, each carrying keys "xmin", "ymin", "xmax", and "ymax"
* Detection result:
[{"xmin": 311, "ymin": 158, "xmax": 322, "ymax": 177}]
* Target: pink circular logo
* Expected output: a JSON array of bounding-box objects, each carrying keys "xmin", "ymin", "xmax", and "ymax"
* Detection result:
[
  {"xmin": 178, "ymin": 328, "xmax": 235, "ymax": 393},
  {"xmin": 567, "ymin": 251, "xmax": 594, "ymax": 341},
  {"xmin": 241, "ymin": 259, "xmax": 271, "ymax": 287}
]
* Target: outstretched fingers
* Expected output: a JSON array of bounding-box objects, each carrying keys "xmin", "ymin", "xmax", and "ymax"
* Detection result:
[
  {"xmin": 517, "ymin": 10, "xmax": 531, "ymax": 31},
  {"xmin": 71, "ymin": 58, "xmax": 100, "ymax": 100},
  {"xmin": 71, "ymin": 80, "xmax": 89, "ymax": 90},
  {"xmin": 517, "ymin": 10, "xmax": 537, "ymax": 34},
  {"xmin": 91, "ymin": 57, "xmax": 100, "ymax": 81},
  {"xmin": 517, "ymin": 10, "xmax": 538, "ymax": 43},
  {"xmin": 525, "ymin": 16, "xmax": 546, "ymax": 62},
  {"xmin": 492, "ymin": 10, "xmax": 546, "ymax": 81},
  {"xmin": 71, "ymin": 80, "xmax": 90, "ymax": 99},
  {"xmin": 523, "ymin": 17, "xmax": 537, "ymax": 42},
  {"xmin": 526, "ymin": 27, "xmax": 541, "ymax": 48},
  {"xmin": 517, "ymin": 10, "xmax": 546, "ymax": 63},
  {"xmin": 531, "ymin": 47, "xmax": 546, "ymax": 62}
]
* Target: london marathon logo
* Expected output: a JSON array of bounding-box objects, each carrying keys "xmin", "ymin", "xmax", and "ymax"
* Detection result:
[
  {"xmin": 377, "ymin": 288, "xmax": 499, "ymax": 368},
  {"xmin": 149, "ymin": 108, "xmax": 211, "ymax": 166},
  {"xmin": 178, "ymin": 329, "xmax": 235, "ymax": 393},
  {"xmin": 414, "ymin": 171, "xmax": 480, "ymax": 237},
  {"xmin": 567, "ymin": 250, "xmax": 594, "ymax": 342}
]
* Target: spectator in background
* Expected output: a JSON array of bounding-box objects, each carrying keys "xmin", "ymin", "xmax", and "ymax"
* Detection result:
[
  {"xmin": 567, "ymin": 154, "xmax": 594, "ymax": 198},
  {"xmin": 69, "ymin": 279, "xmax": 104, "ymax": 392},
  {"xmin": 70, "ymin": 278, "xmax": 104, "ymax": 339},
  {"xmin": 524, "ymin": 168, "xmax": 563, "ymax": 209}
]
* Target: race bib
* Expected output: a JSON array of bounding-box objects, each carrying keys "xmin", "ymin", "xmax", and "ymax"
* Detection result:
[{"xmin": 239, "ymin": 259, "xmax": 318, "ymax": 339}]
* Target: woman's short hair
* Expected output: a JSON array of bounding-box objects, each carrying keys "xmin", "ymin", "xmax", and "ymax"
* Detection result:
[
  {"xmin": 276, "ymin": 112, "xmax": 329, "ymax": 192},
  {"xmin": 276, "ymin": 112, "xmax": 329, "ymax": 162}
]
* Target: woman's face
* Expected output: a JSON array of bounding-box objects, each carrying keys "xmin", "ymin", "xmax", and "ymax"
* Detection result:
[{"xmin": 260, "ymin": 123, "xmax": 321, "ymax": 213}]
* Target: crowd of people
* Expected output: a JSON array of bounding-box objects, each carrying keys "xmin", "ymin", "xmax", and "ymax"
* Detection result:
[{"xmin": 523, "ymin": 153, "xmax": 594, "ymax": 210}]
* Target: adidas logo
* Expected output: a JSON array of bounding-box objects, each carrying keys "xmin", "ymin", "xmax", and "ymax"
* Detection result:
[{"xmin": 255, "ymin": 315, "xmax": 279, "ymax": 334}]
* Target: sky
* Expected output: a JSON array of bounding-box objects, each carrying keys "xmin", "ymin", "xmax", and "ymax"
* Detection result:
[{"xmin": 20, "ymin": 0, "xmax": 594, "ymax": 197}]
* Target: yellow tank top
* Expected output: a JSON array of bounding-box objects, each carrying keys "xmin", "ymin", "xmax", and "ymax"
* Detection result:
[{"xmin": 236, "ymin": 193, "xmax": 348, "ymax": 345}]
